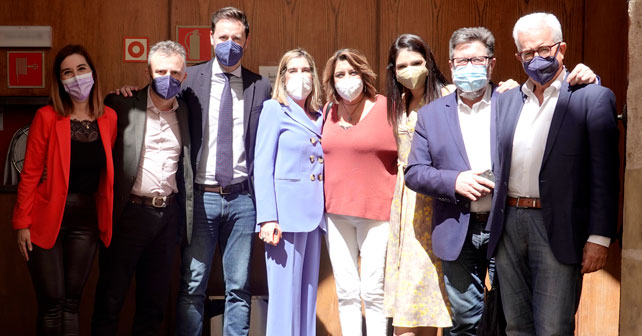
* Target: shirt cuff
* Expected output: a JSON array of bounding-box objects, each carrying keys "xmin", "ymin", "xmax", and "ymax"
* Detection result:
[{"xmin": 587, "ymin": 235, "xmax": 611, "ymax": 248}]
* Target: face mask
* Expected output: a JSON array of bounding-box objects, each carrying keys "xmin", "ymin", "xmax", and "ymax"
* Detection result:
[
  {"xmin": 215, "ymin": 40, "xmax": 244, "ymax": 67},
  {"xmin": 151, "ymin": 74, "xmax": 182, "ymax": 99},
  {"xmin": 522, "ymin": 47, "xmax": 561, "ymax": 85},
  {"xmin": 452, "ymin": 63, "xmax": 489, "ymax": 93},
  {"xmin": 62, "ymin": 72, "xmax": 94, "ymax": 102},
  {"xmin": 396, "ymin": 65, "xmax": 428, "ymax": 90},
  {"xmin": 335, "ymin": 76, "xmax": 363, "ymax": 102},
  {"xmin": 285, "ymin": 73, "xmax": 313, "ymax": 101}
]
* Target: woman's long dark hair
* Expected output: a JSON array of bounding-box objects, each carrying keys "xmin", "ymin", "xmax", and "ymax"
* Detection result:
[{"xmin": 385, "ymin": 34, "xmax": 448, "ymax": 127}]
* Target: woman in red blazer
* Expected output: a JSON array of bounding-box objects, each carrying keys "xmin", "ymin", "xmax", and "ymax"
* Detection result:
[{"xmin": 12, "ymin": 45, "xmax": 117, "ymax": 335}]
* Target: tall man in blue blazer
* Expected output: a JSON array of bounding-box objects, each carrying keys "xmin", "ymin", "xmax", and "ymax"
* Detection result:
[
  {"xmin": 176, "ymin": 7, "xmax": 271, "ymax": 336},
  {"xmin": 487, "ymin": 13, "xmax": 619, "ymax": 335}
]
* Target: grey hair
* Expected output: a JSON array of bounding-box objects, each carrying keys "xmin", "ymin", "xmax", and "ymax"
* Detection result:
[
  {"xmin": 512, "ymin": 12, "xmax": 563, "ymax": 52},
  {"xmin": 448, "ymin": 27, "xmax": 495, "ymax": 59},
  {"xmin": 148, "ymin": 40, "xmax": 187, "ymax": 69}
]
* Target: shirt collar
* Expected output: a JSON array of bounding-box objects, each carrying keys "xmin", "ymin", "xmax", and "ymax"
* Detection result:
[
  {"xmin": 212, "ymin": 59, "xmax": 242, "ymax": 78},
  {"xmin": 147, "ymin": 87, "xmax": 179, "ymax": 114},
  {"xmin": 456, "ymin": 83, "xmax": 492, "ymax": 111}
]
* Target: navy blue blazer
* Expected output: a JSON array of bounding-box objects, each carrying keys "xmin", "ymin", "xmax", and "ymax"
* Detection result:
[
  {"xmin": 254, "ymin": 97, "xmax": 326, "ymax": 233},
  {"xmin": 405, "ymin": 88, "xmax": 497, "ymax": 261},
  {"xmin": 487, "ymin": 80, "xmax": 619, "ymax": 264},
  {"xmin": 179, "ymin": 59, "xmax": 271, "ymax": 241}
]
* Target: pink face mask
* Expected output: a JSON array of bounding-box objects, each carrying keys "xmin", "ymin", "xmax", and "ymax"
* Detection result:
[{"xmin": 62, "ymin": 72, "xmax": 94, "ymax": 102}]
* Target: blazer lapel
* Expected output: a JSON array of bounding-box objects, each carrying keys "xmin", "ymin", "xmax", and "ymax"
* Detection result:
[
  {"xmin": 497, "ymin": 88, "xmax": 527, "ymax": 170},
  {"xmin": 282, "ymin": 97, "xmax": 322, "ymax": 137},
  {"xmin": 242, "ymin": 67, "xmax": 255, "ymax": 134},
  {"xmin": 542, "ymin": 80, "xmax": 571, "ymax": 168},
  {"xmin": 131, "ymin": 88, "xmax": 148, "ymax": 167},
  {"xmin": 199, "ymin": 60, "xmax": 214, "ymax": 137},
  {"xmin": 444, "ymin": 94, "xmax": 471, "ymax": 169},
  {"xmin": 55, "ymin": 115, "xmax": 71, "ymax": 185}
]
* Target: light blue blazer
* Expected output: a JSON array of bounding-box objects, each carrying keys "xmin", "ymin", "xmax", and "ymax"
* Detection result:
[{"xmin": 254, "ymin": 97, "xmax": 326, "ymax": 233}]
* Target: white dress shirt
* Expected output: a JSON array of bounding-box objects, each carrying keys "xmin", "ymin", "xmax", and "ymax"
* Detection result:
[
  {"xmin": 130, "ymin": 89, "xmax": 181, "ymax": 197},
  {"xmin": 508, "ymin": 70, "xmax": 609, "ymax": 247},
  {"xmin": 195, "ymin": 60, "xmax": 247, "ymax": 185},
  {"xmin": 457, "ymin": 85, "xmax": 492, "ymax": 213}
]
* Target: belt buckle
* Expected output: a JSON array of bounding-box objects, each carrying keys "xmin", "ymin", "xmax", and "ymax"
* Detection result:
[
  {"xmin": 515, "ymin": 196, "xmax": 526, "ymax": 209},
  {"xmin": 218, "ymin": 185, "xmax": 230, "ymax": 195},
  {"xmin": 151, "ymin": 195, "xmax": 167, "ymax": 208}
]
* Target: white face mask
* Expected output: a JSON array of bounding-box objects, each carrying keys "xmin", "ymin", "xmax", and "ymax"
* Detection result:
[
  {"xmin": 285, "ymin": 73, "xmax": 313, "ymax": 101},
  {"xmin": 335, "ymin": 76, "xmax": 364, "ymax": 102}
]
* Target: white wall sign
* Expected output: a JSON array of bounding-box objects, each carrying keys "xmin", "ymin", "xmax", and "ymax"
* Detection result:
[{"xmin": 0, "ymin": 26, "xmax": 52, "ymax": 47}]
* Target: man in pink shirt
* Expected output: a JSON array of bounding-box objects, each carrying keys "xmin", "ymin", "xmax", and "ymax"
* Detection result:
[{"xmin": 92, "ymin": 40, "xmax": 193, "ymax": 335}]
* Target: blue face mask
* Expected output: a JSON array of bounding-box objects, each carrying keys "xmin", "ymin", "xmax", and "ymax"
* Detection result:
[
  {"xmin": 452, "ymin": 63, "xmax": 488, "ymax": 93},
  {"xmin": 522, "ymin": 47, "xmax": 561, "ymax": 85},
  {"xmin": 215, "ymin": 40, "xmax": 244, "ymax": 67},
  {"xmin": 151, "ymin": 75, "xmax": 182, "ymax": 99}
]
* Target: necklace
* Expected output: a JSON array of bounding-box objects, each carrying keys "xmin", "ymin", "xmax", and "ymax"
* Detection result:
[{"xmin": 338, "ymin": 96, "xmax": 366, "ymax": 129}]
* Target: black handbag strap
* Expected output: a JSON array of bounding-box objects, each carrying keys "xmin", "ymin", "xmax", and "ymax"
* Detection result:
[{"xmin": 323, "ymin": 102, "xmax": 333, "ymax": 126}]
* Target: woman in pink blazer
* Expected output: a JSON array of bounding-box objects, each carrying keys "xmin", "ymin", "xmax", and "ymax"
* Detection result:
[{"xmin": 12, "ymin": 45, "xmax": 117, "ymax": 335}]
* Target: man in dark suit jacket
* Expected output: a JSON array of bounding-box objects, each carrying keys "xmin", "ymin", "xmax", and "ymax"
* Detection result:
[
  {"xmin": 92, "ymin": 41, "xmax": 192, "ymax": 335},
  {"xmin": 488, "ymin": 12, "xmax": 619, "ymax": 335},
  {"xmin": 175, "ymin": 7, "xmax": 271, "ymax": 336}
]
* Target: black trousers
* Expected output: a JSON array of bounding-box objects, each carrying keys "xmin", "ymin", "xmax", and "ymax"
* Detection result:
[
  {"xmin": 91, "ymin": 199, "xmax": 179, "ymax": 336},
  {"xmin": 27, "ymin": 193, "xmax": 99, "ymax": 336}
]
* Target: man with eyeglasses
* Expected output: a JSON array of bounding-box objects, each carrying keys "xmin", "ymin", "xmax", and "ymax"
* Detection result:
[
  {"xmin": 405, "ymin": 26, "xmax": 598, "ymax": 336},
  {"xmin": 486, "ymin": 12, "xmax": 619, "ymax": 335}
]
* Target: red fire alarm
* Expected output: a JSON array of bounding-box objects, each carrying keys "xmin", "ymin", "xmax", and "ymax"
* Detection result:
[{"xmin": 7, "ymin": 51, "xmax": 45, "ymax": 88}]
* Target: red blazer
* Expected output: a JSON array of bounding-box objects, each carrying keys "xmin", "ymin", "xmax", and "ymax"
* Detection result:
[{"xmin": 12, "ymin": 105, "xmax": 117, "ymax": 249}]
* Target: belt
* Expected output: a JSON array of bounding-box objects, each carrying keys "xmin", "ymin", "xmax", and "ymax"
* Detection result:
[
  {"xmin": 507, "ymin": 196, "xmax": 541, "ymax": 209},
  {"xmin": 196, "ymin": 181, "xmax": 248, "ymax": 195},
  {"xmin": 470, "ymin": 212, "xmax": 489, "ymax": 223},
  {"xmin": 129, "ymin": 194, "xmax": 175, "ymax": 208}
]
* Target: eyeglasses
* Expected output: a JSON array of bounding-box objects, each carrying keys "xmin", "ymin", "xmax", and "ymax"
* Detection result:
[
  {"xmin": 451, "ymin": 56, "xmax": 491, "ymax": 67},
  {"xmin": 517, "ymin": 42, "xmax": 561, "ymax": 62}
]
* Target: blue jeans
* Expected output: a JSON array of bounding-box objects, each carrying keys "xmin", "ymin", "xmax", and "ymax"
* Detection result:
[
  {"xmin": 176, "ymin": 189, "xmax": 256, "ymax": 336},
  {"xmin": 441, "ymin": 218, "xmax": 493, "ymax": 336},
  {"xmin": 495, "ymin": 207, "xmax": 582, "ymax": 336}
]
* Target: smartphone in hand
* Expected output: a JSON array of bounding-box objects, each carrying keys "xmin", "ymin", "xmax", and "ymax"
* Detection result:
[{"xmin": 480, "ymin": 169, "xmax": 495, "ymax": 183}]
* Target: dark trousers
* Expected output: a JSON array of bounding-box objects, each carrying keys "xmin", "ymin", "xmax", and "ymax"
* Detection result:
[
  {"xmin": 495, "ymin": 207, "xmax": 582, "ymax": 336},
  {"xmin": 91, "ymin": 200, "xmax": 179, "ymax": 336},
  {"xmin": 441, "ymin": 218, "xmax": 494, "ymax": 336},
  {"xmin": 27, "ymin": 193, "xmax": 99, "ymax": 336}
]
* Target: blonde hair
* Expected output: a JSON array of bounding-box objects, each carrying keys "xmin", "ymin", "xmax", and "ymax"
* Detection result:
[{"xmin": 272, "ymin": 48, "xmax": 322, "ymax": 112}]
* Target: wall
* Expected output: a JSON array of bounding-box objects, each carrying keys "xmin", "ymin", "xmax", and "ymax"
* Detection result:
[
  {"xmin": 621, "ymin": 0, "xmax": 642, "ymax": 335},
  {"xmin": 0, "ymin": 0, "xmax": 628, "ymax": 335}
]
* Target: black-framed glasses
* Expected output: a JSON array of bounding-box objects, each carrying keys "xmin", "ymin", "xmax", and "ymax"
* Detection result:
[
  {"xmin": 451, "ymin": 56, "xmax": 491, "ymax": 67},
  {"xmin": 517, "ymin": 42, "xmax": 562, "ymax": 62}
]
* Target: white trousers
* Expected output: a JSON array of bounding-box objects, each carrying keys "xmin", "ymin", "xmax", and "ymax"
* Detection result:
[{"xmin": 325, "ymin": 213, "xmax": 389, "ymax": 336}]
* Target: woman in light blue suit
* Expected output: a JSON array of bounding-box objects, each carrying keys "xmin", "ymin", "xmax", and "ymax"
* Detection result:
[{"xmin": 254, "ymin": 48, "xmax": 325, "ymax": 336}]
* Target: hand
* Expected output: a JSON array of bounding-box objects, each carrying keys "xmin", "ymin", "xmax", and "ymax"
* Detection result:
[
  {"xmin": 111, "ymin": 85, "xmax": 139, "ymax": 97},
  {"xmin": 17, "ymin": 228, "xmax": 32, "ymax": 261},
  {"xmin": 495, "ymin": 79, "xmax": 520, "ymax": 93},
  {"xmin": 455, "ymin": 170, "xmax": 495, "ymax": 201},
  {"xmin": 567, "ymin": 63, "xmax": 597, "ymax": 86},
  {"xmin": 259, "ymin": 221, "xmax": 282, "ymax": 246},
  {"xmin": 581, "ymin": 241, "xmax": 608, "ymax": 273}
]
